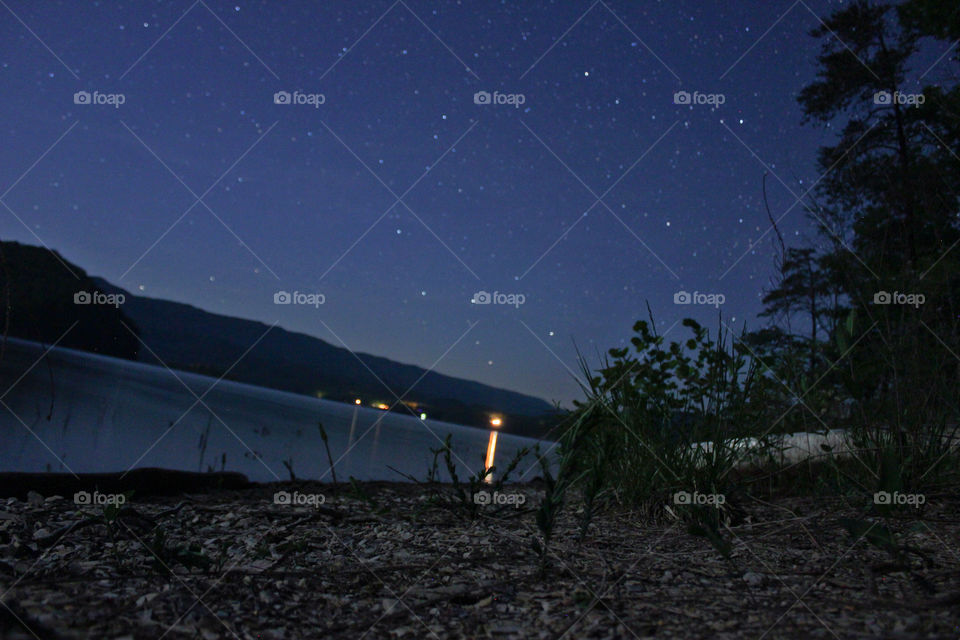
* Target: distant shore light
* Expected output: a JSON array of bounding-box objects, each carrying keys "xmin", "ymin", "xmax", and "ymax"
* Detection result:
[
  {"xmin": 490, "ymin": 417, "xmax": 502, "ymax": 427},
  {"xmin": 354, "ymin": 398, "xmax": 361, "ymax": 405}
]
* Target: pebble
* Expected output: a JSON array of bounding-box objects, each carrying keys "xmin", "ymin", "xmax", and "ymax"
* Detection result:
[{"xmin": 743, "ymin": 571, "xmax": 764, "ymax": 586}]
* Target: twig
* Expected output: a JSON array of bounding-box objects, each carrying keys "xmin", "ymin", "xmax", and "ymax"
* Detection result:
[
  {"xmin": 261, "ymin": 505, "xmax": 347, "ymax": 523},
  {"xmin": 35, "ymin": 510, "xmax": 157, "ymax": 548},
  {"xmin": 746, "ymin": 495, "xmax": 824, "ymax": 552},
  {"xmin": 763, "ymin": 172, "xmax": 787, "ymax": 260},
  {"xmin": 154, "ymin": 501, "xmax": 189, "ymax": 518},
  {"xmin": 318, "ymin": 420, "xmax": 338, "ymax": 485}
]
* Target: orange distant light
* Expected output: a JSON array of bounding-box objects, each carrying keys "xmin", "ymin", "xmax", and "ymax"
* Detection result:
[
  {"xmin": 354, "ymin": 399, "xmax": 362, "ymax": 405},
  {"xmin": 490, "ymin": 417, "xmax": 502, "ymax": 427},
  {"xmin": 485, "ymin": 431, "xmax": 499, "ymax": 479},
  {"xmin": 373, "ymin": 402, "xmax": 390, "ymax": 410}
]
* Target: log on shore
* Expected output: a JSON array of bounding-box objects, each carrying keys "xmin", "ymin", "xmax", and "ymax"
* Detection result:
[{"xmin": 0, "ymin": 468, "xmax": 251, "ymax": 500}]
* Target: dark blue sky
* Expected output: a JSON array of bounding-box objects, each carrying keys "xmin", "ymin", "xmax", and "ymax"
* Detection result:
[{"xmin": 1, "ymin": 0, "xmax": 851, "ymax": 406}]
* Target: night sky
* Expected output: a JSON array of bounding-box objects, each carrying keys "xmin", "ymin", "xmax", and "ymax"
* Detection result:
[{"xmin": 1, "ymin": 0, "xmax": 851, "ymax": 406}]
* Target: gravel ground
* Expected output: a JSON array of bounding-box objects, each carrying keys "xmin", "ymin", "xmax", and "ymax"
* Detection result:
[{"xmin": 1, "ymin": 481, "xmax": 959, "ymax": 639}]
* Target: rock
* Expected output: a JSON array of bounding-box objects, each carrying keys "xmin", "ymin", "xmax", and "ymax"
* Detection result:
[
  {"xmin": 743, "ymin": 571, "xmax": 764, "ymax": 587},
  {"xmin": 32, "ymin": 528, "xmax": 52, "ymax": 541},
  {"xmin": 382, "ymin": 598, "xmax": 399, "ymax": 613}
]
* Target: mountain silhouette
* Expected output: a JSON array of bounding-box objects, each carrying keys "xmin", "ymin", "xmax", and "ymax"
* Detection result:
[{"xmin": 0, "ymin": 241, "xmax": 559, "ymax": 436}]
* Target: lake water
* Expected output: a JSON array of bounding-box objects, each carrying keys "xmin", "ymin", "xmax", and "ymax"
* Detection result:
[{"xmin": 0, "ymin": 338, "xmax": 554, "ymax": 483}]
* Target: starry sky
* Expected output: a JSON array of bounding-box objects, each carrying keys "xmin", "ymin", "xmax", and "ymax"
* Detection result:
[{"xmin": 1, "ymin": 0, "xmax": 854, "ymax": 407}]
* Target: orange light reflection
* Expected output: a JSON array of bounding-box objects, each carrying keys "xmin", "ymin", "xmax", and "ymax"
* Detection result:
[{"xmin": 484, "ymin": 430, "xmax": 498, "ymax": 483}]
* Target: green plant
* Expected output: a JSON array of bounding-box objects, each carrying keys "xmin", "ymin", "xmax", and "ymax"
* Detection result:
[
  {"xmin": 146, "ymin": 528, "xmax": 212, "ymax": 574},
  {"xmin": 839, "ymin": 516, "xmax": 935, "ymax": 594},
  {"xmin": 100, "ymin": 492, "xmax": 133, "ymax": 533},
  {"xmin": 824, "ymin": 308, "xmax": 960, "ymax": 495},
  {"xmin": 438, "ymin": 434, "xmax": 531, "ymax": 518},
  {"xmin": 347, "ymin": 476, "xmax": 384, "ymax": 513},
  {"xmin": 282, "ymin": 457, "xmax": 296, "ymax": 481},
  {"xmin": 561, "ymin": 309, "xmax": 770, "ymax": 525},
  {"xmin": 685, "ymin": 505, "xmax": 732, "ymax": 561},
  {"xmin": 531, "ymin": 443, "xmax": 579, "ymax": 575},
  {"xmin": 394, "ymin": 433, "xmax": 530, "ymax": 519},
  {"xmin": 440, "ymin": 433, "xmax": 489, "ymax": 516},
  {"xmin": 98, "ymin": 491, "xmax": 137, "ymax": 566}
]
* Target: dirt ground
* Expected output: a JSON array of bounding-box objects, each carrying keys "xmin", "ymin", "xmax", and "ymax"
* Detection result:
[{"xmin": 1, "ymin": 481, "xmax": 958, "ymax": 639}]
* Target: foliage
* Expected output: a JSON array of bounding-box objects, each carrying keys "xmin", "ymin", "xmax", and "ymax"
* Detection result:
[
  {"xmin": 753, "ymin": 0, "xmax": 960, "ymax": 489},
  {"xmin": 552, "ymin": 311, "xmax": 771, "ymax": 557},
  {"xmin": 394, "ymin": 433, "xmax": 530, "ymax": 520}
]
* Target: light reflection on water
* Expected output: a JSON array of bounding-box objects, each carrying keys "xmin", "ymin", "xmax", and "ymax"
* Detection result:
[{"xmin": 484, "ymin": 430, "xmax": 499, "ymax": 483}]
